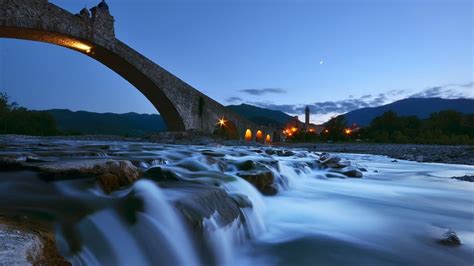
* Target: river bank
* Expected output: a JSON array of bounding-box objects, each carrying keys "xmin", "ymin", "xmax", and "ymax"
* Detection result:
[
  {"xmin": 2, "ymin": 134, "xmax": 473, "ymax": 165},
  {"xmin": 277, "ymin": 143, "xmax": 474, "ymax": 165}
]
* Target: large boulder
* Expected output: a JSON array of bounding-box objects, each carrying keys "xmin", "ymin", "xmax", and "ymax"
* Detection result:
[{"xmin": 35, "ymin": 159, "xmax": 140, "ymax": 193}]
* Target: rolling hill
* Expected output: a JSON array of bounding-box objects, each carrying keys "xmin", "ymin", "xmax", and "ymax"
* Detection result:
[
  {"xmin": 226, "ymin": 104, "xmax": 294, "ymax": 127},
  {"xmin": 44, "ymin": 109, "xmax": 166, "ymax": 137},
  {"xmin": 343, "ymin": 98, "xmax": 474, "ymax": 126}
]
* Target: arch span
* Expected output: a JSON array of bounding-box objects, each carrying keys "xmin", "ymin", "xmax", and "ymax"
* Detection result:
[{"xmin": 0, "ymin": 0, "xmax": 257, "ymax": 134}]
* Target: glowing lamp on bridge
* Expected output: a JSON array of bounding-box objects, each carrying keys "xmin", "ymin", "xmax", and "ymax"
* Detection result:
[
  {"xmin": 216, "ymin": 117, "xmax": 226, "ymax": 127},
  {"xmin": 324, "ymin": 129, "xmax": 329, "ymax": 133},
  {"xmin": 245, "ymin": 129, "xmax": 252, "ymax": 141},
  {"xmin": 265, "ymin": 134, "xmax": 271, "ymax": 144},
  {"xmin": 345, "ymin": 129, "xmax": 352, "ymax": 135},
  {"xmin": 68, "ymin": 41, "xmax": 92, "ymax": 53}
]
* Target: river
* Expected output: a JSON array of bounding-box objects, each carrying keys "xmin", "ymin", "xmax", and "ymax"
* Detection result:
[{"xmin": 0, "ymin": 137, "xmax": 473, "ymax": 265}]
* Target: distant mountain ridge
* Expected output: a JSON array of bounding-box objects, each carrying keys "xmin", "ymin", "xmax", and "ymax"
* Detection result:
[
  {"xmin": 44, "ymin": 109, "xmax": 166, "ymax": 137},
  {"xmin": 226, "ymin": 104, "xmax": 294, "ymax": 127},
  {"xmin": 343, "ymin": 98, "xmax": 474, "ymax": 126}
]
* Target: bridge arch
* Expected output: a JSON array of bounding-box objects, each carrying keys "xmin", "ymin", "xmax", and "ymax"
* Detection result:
[
  {"xmin": 0, "ymin": 12, "xmax": 186, "ymax": 130},
  {"xmin": 0, "ymin": 0, "xmax": 262, "ymax": 134}
]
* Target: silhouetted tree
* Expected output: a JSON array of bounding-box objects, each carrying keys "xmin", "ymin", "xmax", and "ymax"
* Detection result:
[
  {"xmin": 0, "ymin": 91, "xmax": 60, "ymax": 136},
  {"xmin": 322, "ymin": 115, "xmax": 348, "ymax": 141}
]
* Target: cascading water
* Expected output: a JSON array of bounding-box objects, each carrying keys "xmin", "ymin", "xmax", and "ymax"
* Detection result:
[{"xmin": 0, "ymin": 137, "xmax": 473, "ymax": 266}]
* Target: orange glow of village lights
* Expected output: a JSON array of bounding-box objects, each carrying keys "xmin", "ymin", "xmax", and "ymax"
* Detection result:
[
  {"xmin": 345, "ymin": 129, "xmax": 352, "ymax": 135},
  {"xmin": 324, "ymin": 129, "xmax": 329, "ymax": 133}
]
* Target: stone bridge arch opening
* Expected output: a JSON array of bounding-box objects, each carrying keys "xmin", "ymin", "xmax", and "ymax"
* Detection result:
[
  {"xmin": 0, "ymin": 29, "xmax": 185, "ymax": 131},
  {"xmin": 0, "ymin": 4, "xmax": 185, "ymax": 131}
]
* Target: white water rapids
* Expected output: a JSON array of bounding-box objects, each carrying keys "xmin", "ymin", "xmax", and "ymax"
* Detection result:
[{"xmin": 0, "ymin": 138, "xmax": 472, "ymax": 265}]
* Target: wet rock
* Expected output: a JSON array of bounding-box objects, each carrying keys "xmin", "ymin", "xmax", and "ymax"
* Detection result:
[
  {"xmin": 261, "ymin": 184, "xmax": 279, "ymax": 195},
  {"xmin": 358, "ymin": 167, "xmax": 368, "ymax": 172},
  {"xmin": 325, "ymin": 172, "xmax": 347, "ymax": 179},
  {"xmin": 205, "ymin": 156, "xmax": 227, "ymax": 172},
  {"xmin": 36, "ymin": 160, "xmax": 140, "ymax": 192},
  {"xmin": 327, "ymin": 160, "xmax": 350, "ymax": 169},
  {"xmin": 391, "ymin": 160, "xmax": 398, "ymax": 163},
  {"xmin": 264, "ymin": 149, "xmax": 276, "ymax": 155},
  {"xmin": 230, "ymin": 193, "xmax": 253, "ymax": 208},
  {"xmin": 0, "ymin": 157, "xmax": 24, "ymax": 171},
  {"xmin": 342, "ymin": 169, "xmax": 363, "ymax": 178},
  {"xmin": 320, "ymin": 155, "xmax": 341, "ymax": 165},
  {"xmin": 201, "ymin": 150, "xmax": 226, "ymax": 157},
  {"xmin": 0, "ymin": 216, "xmax": 70, "ymax": 265},
  {"xmin": 237, "ymin": 160, "xmax": 256, "ymax": 171},
  {"xmin": 438, "ymin": 229, "xmax": 461, "ymax": 246},
  {"xmin": 174, "ymin": 158, "xmax": 210, "ymax": 172},
  {"xmin": 319, "ymin": 152, "xmax": 331, "ymax": 161},
  {"xmin": 451, "ymin": 175, "xmax": 474, "ymax": 182},
  {"xmin": 276, "ymin": 150, "xmax": 295, "ymax": 157},
  {"xmin": 416, "ymin": 155, "xmax": 424, "ymax": 162},
  {"xmin": 25, "ymin": 156, "xmax": 56, "ymax": 163},
  {"xmin": 166, "ymin": 184, "xmax": 242, "ymax": 230},
  {"xmin": 143, "ymin": 166, "xmax": 180, "ymax": 181},
  {"xmin": 237, "ymin": 170, "xmax": 278, "ymax": 195}
]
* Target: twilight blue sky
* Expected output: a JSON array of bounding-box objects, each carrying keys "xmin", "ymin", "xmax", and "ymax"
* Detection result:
[{"xmin": 0, "ymin": 0, "xmax": 472, "ymax": 123}]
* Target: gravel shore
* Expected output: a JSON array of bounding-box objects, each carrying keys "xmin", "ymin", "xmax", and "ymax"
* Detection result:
[{"xmin": 277, "ymin": 143, "xmax": 474, "ymax": 165}]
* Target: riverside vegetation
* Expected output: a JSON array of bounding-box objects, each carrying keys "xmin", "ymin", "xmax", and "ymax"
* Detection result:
[{"xmin": 290, "ymin": 110, "xmax": 474, "ymax": 145}]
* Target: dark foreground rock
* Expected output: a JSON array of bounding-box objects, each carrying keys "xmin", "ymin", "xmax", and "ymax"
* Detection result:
[
  {"xmin": 0, "ymin": 216, "xmax": 70, "ymax": 265},
  {"xmin": 438, "ymin": 229, "xmax": 461, "ymax": 246},
  {"xmin": 9, "ymin": 159, "xmax": 141, "ymax": 194}
]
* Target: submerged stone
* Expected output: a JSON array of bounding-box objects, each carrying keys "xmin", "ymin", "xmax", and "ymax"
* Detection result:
[
  {"xmin": 342, "ymin": 169, "xmax": 363, "ymax": 178},
  {"xmin": 438, "ymin": 229, "xmax": 461, "ymax": 246},
  {"xmin": 237, "ymin": 160, "xmax": 256, "ymax": 171},
  {"xmin": 230, "ymin": 193, "xmax": 253, "ymax": 208},
  {"xmin": 143, "ymin": 166, "xmax": 180, "ymax": 181},
  {"xmin": 451, "ymin": 175, "xmax": 474, "ymax": 182}
]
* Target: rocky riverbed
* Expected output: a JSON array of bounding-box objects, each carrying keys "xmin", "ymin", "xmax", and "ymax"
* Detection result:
[{"xmin": 280, "ymin": 142, "xmax": 474, "ymax": 165}]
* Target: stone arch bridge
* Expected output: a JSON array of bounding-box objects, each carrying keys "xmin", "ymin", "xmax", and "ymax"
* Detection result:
[{"xmin": 0, "ymin": 0, "xmax": 281, "ymax": 142}]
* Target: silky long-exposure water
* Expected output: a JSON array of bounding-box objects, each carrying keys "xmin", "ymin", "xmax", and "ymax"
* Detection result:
[{"xmin": 0, "ymin": 137, "xmax": 473, "ymax": 265}]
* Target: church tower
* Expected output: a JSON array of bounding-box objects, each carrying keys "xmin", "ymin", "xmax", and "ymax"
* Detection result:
[{"xmin": 305, "ymin": 106, "xmax": 310, "ymax": 130}]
